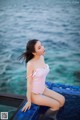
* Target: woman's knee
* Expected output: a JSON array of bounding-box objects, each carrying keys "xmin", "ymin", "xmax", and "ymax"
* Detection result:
[
  {"xmin": 59, "ymin": 95, "xmax": 65, "ymax": 107},
  {"xmin": 51, "ymin": 100, "xmax": 60, "ymax": 110}
]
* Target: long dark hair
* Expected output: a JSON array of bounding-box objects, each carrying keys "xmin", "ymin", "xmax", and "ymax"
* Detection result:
[{"xmin": 18, "ymin": 39, "xmax": 39, "ymax": 63}]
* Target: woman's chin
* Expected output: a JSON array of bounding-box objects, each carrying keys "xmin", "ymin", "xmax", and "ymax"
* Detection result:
[{"xmin": 42, "ymin": 51, "xmax": 45, "ymax": 55}]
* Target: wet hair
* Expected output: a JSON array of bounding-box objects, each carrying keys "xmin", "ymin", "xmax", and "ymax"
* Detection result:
[{"xmin": 18, "ymin": 39, "xmax": 39, "ymax": 63}]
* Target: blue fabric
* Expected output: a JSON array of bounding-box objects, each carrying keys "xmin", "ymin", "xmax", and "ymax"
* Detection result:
[
  {"xmin": 46, "ymin": 82, "xmax": 80, "ymax": 120},
  {"xmin": 13, "ymin": 101, "xmax": 40, "ymax": 120},
  {"xmin": 13, "ymin": 82, "xmax": 80, "ymax": 120}
]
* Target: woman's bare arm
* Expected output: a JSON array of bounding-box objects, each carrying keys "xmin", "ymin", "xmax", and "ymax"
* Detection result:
[{"xmin": 26, "ymin": 61, "xmax": 33, "ymax": 102}]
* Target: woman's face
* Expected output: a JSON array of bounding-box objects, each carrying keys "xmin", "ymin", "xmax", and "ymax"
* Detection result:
[{"xmin": 34, "ymin": 41, "xmax": 45, "ymax": 56}]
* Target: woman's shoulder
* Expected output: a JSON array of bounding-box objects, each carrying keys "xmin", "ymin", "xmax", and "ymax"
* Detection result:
[
  {"xmin": 27, "ymin": 59, "xmax": 35, "ymax": 68},
  {"xmin": 27, "ymin": 60, "xmax": 33, "ymax": 66},
  {"xmin": 27, "ymin": 55, "xmax": 44, "ymax": 65},
  {"xmin": 26, "ymin": 61, "xmax": 34, "ymax": 73}
]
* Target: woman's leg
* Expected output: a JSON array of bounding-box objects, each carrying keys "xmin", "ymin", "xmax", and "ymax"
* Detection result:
[
  {"xmin": 43, "ymin": 87, "xmax": 65, "ymax": 107},
  {"xmin": 31, "ymin": 92, "xmax": 60, "ymax": 111}
]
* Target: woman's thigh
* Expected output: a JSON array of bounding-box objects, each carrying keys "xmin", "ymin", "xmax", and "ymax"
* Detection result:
[
  {"xmin": 31, "ymin": 92, "xmax": 60, "ymax": 110},
  {"xmin": 43, "ymin": 87, "xmax": 65, "ymax": 107}
]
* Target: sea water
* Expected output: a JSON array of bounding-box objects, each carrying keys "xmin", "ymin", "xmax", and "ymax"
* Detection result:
[{"xmin": 0, "ymin": 0, "xmax": 80, "ymax": 96}]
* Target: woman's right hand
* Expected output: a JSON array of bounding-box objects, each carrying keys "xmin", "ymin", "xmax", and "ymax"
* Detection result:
[{"xmin": 22, "ymin": 101, "xmax": 31, "ymax": 112}]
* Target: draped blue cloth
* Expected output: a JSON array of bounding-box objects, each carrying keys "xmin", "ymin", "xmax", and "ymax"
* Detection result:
[{"xmin": 13, "ymin": 81, "xmax": 80, "ymax": 120}]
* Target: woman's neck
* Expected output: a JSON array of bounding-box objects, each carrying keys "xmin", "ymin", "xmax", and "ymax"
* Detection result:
[{"xmin": 33, "ymin": 55, "xmax": 41, "ymax": 61}]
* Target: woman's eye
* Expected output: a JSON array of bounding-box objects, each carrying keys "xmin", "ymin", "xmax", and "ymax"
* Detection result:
[
  {"xmin": 38, "ymin": 44, "xmax": 43, "ymax": 49},
  {"xmin": 38, "ymin": 46, "xmax": 42, "ymax": 49},
  {"xmin": 38, "ymin": 47, "xmax": 41, "ymax": 49}
]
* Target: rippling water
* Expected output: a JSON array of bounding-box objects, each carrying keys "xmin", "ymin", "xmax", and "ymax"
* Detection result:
[{"xmin": 0, "ymin": 0, "xmax": 80, "ymax": 95}]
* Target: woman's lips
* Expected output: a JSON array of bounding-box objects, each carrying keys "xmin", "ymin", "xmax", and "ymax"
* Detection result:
[{"xmin": 43, "ymin": 50, "xmax": 45, "ymax": 53}]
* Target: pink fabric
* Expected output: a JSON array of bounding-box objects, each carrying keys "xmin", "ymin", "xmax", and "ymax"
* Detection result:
[{"xmin": 31, "ymin": 64, "xmax": 50, "ymax": 94}]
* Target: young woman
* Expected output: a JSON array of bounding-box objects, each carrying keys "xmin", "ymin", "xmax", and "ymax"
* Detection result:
[{"xmin": 19, "ymin": 39, "xmax": 65, "ymax": 120}]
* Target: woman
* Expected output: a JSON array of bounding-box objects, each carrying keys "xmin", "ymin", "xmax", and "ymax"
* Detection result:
[{"xmin": 19, "ymin": 39, "xmax": 65, "ymax": 120}]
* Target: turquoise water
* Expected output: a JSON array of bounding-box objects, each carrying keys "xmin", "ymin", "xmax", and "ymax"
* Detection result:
[{"xmin": 0, "ymin": 0, "xmax": 80, "ymax": 96}]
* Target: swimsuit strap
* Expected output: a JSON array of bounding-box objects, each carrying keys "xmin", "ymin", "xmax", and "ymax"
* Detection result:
[
  {"xmin": 26, "ymin": 73, "xmax": 33, "ymax": 79},
  {"xmin": 26, "ymin": 64, "xmax": 49, "ymax": 79}
]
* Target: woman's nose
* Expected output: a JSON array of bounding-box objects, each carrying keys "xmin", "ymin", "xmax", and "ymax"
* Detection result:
[{"xmin": 42, "ymin": 45, "xmax": 44, "ymax": 50}]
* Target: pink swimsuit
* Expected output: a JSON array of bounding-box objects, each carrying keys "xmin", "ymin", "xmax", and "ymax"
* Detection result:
[{"xmin": 31, "ymin": 64, "xmax": 50, "ymax": 94}]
